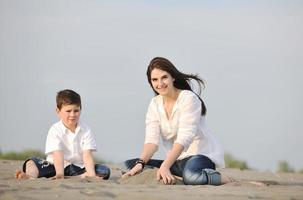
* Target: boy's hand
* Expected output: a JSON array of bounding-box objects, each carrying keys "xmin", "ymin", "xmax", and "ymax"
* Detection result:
[
  {"xmin": 80, "ymin": 173, "xmax": 102, "ymax": 180},
  {"xmin": 52, "ymin": 150, "xmax": 65, "ymax": 179},
  {"xmin": 50, "ymin": 174, "xmax": 65, "ymax": 180},
  {"xmin": 83, "ymin": 150, "xmax": 97, "ymax": 177}
]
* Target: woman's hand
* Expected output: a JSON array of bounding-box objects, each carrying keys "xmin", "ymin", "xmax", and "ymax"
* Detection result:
[
  {"xmin": 156, "ymin": 143, "xmax": 183, "ymax": 185},
  {"xmin": 122, "ymin": 163, "xmax": 143, "ymax": 178},
  {"xmin": 156, "ymin": 165, "xmax": 175, "ymax": 185}
]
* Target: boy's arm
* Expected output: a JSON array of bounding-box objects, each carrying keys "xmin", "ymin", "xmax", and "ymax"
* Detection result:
[
  {"xmin": 83, "ymin": 149, "xmax": 96, "ymax": 177},
  {"xmin": 52, "ymin": 150, "xmax": 64, "ymax": 179}
]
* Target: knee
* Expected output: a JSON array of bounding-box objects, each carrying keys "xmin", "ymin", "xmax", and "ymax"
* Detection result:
[
  {"xmin": 124, "ymin": 158, "xmax": 138, "ymax": 170},
  {"xmin": 203, "ymin": 169, "xmax": 221, "ymax": 186},
  {"xmin": 95, "ymin": 165, "xmax": 111, "ymax": 180},
  {"xmin": 25, "ymin": 160, "xmax": 36, "ymax": 169},
  {"xmin": 183, "ymin": 169, "xmax": 221, "ymax": 185},
  {"xmin": 183, "ymin": 169, "xmax": 208, "ymax": 185},
  {"xmin": 25, "ymin": 160, "xmax": 39, "ymax": 178}
]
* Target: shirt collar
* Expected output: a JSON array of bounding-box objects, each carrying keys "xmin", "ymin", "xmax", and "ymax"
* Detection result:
[
  {"xmin": 59, "ymin": 120, "xmax": 82, "ymax": 134},
  {"xmin": 158, "ymin": 90, "xmax": 184, "ymax": 118}
]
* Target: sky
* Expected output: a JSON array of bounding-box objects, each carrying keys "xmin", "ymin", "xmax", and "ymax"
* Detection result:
[{"xmin": 0, "ymin": 0, "xmax": 303, "ymax": 171}]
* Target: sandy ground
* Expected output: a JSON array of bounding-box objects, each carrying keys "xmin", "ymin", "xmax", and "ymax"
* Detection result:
[{"xmin": 1, "ymin": 160, "xmax": 303, "ymax": 200}]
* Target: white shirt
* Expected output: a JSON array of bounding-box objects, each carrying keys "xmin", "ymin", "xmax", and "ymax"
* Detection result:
[
  {"xmin": 145, "ymin": 90, "xmax": 225, "ymax": 168},
  {"xmin": 45, "ymin": 120, "xmax": 97, "ymax": 168}
]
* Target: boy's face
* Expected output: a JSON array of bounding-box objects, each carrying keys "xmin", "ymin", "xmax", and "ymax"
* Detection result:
[{"xmin": 56, "ymin": 104, "xmax": 81, "ymax": 131}]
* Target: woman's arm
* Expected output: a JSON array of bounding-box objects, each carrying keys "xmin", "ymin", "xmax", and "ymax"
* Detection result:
[
  {"xmin": 123, "ymin": 99, "xmax": 160, "ymax": 177},
  {"xmin": 139, "ymin": 143, "xmax": 158, "ymax": 163},
  {"xmin": 83, "ymin": 149, "xmax": 97, "ymax": 177},
  {"xmin": 157, "ymin": 143, "xmax": 184, "ymax": 184},
  {"xmin": 52, "ymin": 150, "xmax": 64, "ymax": 179},
  {"xmin": 123, "ymin": 143, "xmax": 158, "ymax": 177},
  {"xmin": 158, "ymin": 93, "xmax": 201, "ymax": 184},
  {"xmin": 175, "ymin": 93, "xmax": 201, "ymax": 152}
]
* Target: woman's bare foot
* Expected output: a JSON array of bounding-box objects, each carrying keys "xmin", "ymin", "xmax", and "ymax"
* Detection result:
[
  {"xmin": 15, "ymin": 170, "xmax": 33, "ymax": 180},
  {"xmin": 221, "ymin": 174, "xmax": 235, "ymax": 184},
  {"xmin": 247, "ymin": 181, "xmax": 266, "ymax": 186}
]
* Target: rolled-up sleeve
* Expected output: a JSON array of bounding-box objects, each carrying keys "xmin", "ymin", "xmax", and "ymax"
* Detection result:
[
  {"xmin": 82, "ymin": 128, "xmax": 97, "ymax": 151},
  {"xmin": 144, "ymin": 99, "xmax": 160, "ymax": 145},
  {"xmin": 45, "ymin": 127, "xmax": 63, "ymax": 154},
  {"xmin": 175, "ymin": 94, "xmax": 201, "ymax": 151}
]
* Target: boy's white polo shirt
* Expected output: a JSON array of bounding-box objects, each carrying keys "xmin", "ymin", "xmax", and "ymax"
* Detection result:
[{"xmin": 45, "ymin": 120, "xmax": 97, "ymax": 168}]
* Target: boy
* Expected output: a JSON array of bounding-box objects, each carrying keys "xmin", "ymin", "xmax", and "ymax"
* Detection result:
[{"xmin": 15, "ymin": 89, "xmax": 110, "ymax": 180}]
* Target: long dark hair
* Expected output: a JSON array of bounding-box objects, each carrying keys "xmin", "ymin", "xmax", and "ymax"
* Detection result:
[{"xmin": 146, "ymin": 57, "xmax": 207, "ymax": 116}]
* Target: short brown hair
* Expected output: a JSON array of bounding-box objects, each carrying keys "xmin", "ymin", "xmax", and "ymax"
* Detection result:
[{"xmin": 56, "ymin": 89, "xmax": 81, "ymax": 110}]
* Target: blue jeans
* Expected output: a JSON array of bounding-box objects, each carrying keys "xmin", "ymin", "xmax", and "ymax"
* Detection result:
[{"xmin": 125, "ymin": 155, "xmax": 221, "ymax": 185}]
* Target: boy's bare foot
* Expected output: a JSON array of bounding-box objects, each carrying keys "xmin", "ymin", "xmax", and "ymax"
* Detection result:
[{"xmin": 15, "ymin": 170, "xmax": 32, "ymax": 180}]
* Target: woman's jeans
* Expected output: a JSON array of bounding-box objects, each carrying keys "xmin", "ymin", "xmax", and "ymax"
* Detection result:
[{"xmin": 125, "ymin": 154, "xmax": 221, "ymax": 185}]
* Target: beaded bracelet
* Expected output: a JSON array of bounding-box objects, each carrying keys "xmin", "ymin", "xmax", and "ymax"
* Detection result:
[{"xmin": 134, "ymin": 159, "xmax": 145, "ymax": 170}]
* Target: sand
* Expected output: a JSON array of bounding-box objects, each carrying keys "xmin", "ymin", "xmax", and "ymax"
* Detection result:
[{"xmin": 1, "ymin": 160, "xmax": 303, "ymax": 200}]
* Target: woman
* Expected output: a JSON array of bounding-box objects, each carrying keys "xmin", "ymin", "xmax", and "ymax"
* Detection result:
[{"xmin": 123, "ymin": 57, "xmax": 230, "ymax": 185}]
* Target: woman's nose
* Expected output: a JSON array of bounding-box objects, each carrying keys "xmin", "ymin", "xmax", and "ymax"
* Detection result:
[{"xmin": 159, "ymin": 79, "xmax": 164, "ymax": 86}]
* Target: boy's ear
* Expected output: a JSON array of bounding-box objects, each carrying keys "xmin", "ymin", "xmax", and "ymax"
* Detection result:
[{"xmin": 56, "ymin": 108, "xmax": 60, "ymax": 114}]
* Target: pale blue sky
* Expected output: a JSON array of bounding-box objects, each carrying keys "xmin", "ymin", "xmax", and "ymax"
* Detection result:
[{"xmin": 1, "ymin": 0, "xmax": 302, "ymax": 171}]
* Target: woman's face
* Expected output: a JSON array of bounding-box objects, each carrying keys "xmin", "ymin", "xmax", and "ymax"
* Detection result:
[{"xmin": 150, "ymin": 68, "xmax": 175, "ymax": 96}]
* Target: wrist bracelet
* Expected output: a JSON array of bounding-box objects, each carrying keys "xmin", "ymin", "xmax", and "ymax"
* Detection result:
[{"xmin": 134, "ymin": 159, "xmax": 145, "ymax": 170}]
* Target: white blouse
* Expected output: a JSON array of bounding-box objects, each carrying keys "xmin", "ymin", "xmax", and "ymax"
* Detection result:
[
  {"xmin": 144, "ymin": 90, "xmax": 225, "ymax": 168},
  {"xmin": 45, "ymin": 120, "xmax": 97, "ymax": 168}
]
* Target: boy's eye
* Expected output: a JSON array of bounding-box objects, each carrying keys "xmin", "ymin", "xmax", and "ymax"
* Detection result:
[{"xmin": 66, "ymin": 110, "xmax": 80, "ymax": 113}]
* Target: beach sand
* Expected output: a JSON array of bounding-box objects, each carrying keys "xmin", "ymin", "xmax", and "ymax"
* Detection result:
[{"xmin": 1, "ymin": 160, "xmax": 303, "ymax": 200}]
